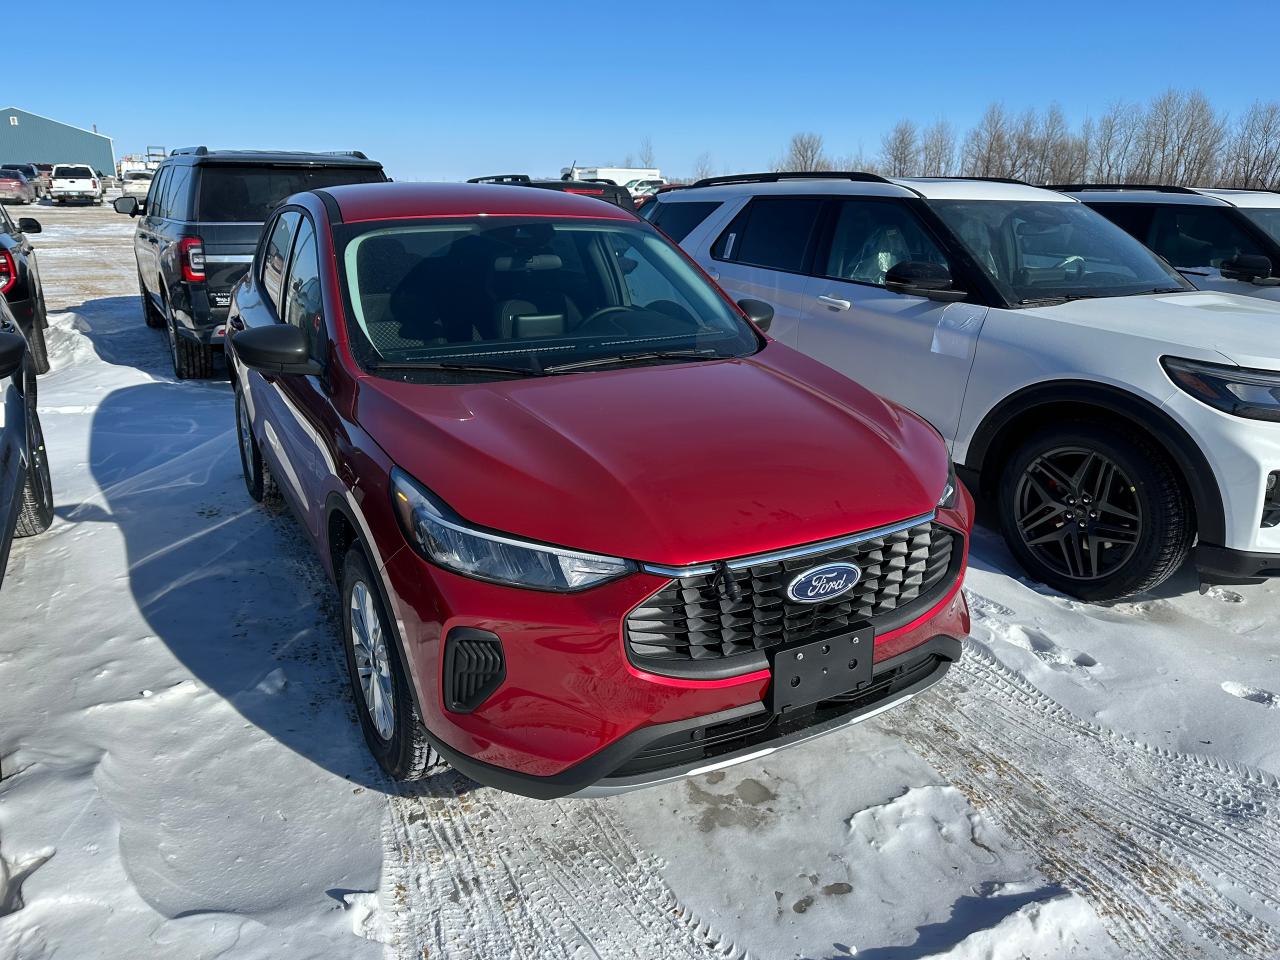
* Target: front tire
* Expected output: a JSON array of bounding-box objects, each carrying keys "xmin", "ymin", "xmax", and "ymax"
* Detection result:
[
  {"xmin": 234, "ymin": 386, "xmax": 276, "ymax": 502},
  {"xmin": 139, "ymin": 271, "xmax": 164, "ymax": 328},
  {"xmin": 15, "ymin": 368, "xmax": 53, "ymax": 538},
  {"xmin": 24, "ymin": 316, "xmax": 50, "ymax": 375},
  {"xmin": 998, "ymin": 421, "xmax": 1193, "ymax": 602},
  {"xmin": 340, "ymin": 546, "xmax": 447, "ymax": 782}
]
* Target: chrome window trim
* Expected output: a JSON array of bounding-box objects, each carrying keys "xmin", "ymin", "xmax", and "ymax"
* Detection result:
[{"xmin": 639, "ymin": 511, "xmax": 938, "ymax": 578}]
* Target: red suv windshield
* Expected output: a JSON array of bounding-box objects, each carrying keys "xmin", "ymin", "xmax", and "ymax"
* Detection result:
[{"xmin": 339, "ymin": 217, "xmax": 759, "ymax": 377}]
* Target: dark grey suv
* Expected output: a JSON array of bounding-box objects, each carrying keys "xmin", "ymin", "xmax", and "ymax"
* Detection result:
[{"xmin": 114, "ymin": 147, "xmax": 387, "ymax": 378}]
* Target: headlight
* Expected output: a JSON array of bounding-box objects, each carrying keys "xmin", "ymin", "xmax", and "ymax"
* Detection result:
[
  {"xmin": 938, "ymin": 462, "xmax": 959, "ymax": 509},
  {"xmin": 1162, "ymin": 357, "xmax": 1280, "ymax": 422},
  {"xmin": 390, "ymin": 468, "xmax": 635, "ymax": 591}
]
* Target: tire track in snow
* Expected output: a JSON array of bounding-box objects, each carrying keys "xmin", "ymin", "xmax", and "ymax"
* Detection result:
[
  {"xmin": 879, "ymin": 632, "xmax": 1280, "ymax": 960},
  {"xmin": 382, "ymin": 774, "xmax": 751, "ymax": 960}
]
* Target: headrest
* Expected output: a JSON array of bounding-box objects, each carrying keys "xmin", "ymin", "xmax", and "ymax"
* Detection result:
[{"xmin": 493, "ymin": 254, "xmax": 562, "ymax": 272}]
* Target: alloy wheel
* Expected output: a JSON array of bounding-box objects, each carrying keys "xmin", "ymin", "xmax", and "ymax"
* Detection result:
[
  {"xmin": 1013, "ymin": 445, "xmax": 1143, "ymax": 582},
  {"xmin": 349, "ymin": 579, "xmax": 396, "ymax": 741}
]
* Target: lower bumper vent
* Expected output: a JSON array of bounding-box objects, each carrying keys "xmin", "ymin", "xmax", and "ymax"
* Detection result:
[{"xmin": 443, "ymin": 628, "xmax": 506, "ymax": 713}]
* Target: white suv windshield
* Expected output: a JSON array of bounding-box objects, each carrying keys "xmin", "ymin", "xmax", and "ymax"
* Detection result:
[
  {"xmin": 341, "ymin": 217, "xmax": 758, "ymax": 379},
  {"xmin": 1240, "ymin": 208, "xmax": 1280, "ymax": 248},
  {"xmin": 930, "ymin": 199, "xmax": 1191, "ymax": 303}
]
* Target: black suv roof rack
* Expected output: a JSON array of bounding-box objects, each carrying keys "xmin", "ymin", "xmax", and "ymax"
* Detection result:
[
  {"xmin": 690, "ymin": 171, "xmax": 894, "ymax": 188},
  {"xmin": 1047, "ymin": 183, "xmax": 1201, "ymax": 194},
  {"xmin": 467, "ymin": 174, "xmax": 532, "ymax": 184},
  {"xmin": 169, "ymin": 146, "xmax": 370, "ymax": 161}
]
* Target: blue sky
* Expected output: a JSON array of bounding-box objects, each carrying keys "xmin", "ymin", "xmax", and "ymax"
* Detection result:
[{"xmin": 13, "ymin": 1, "xmax": 1271, "ymax": 181}]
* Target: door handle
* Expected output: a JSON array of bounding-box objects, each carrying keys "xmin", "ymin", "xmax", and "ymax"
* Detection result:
[{"xmin": 817, "ymin": 295, "xmax": 851, "ymax": 310}]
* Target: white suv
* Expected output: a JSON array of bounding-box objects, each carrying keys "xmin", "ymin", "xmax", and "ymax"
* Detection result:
[
  {"xmin": 646, "ymin": 172, "xmax": 1280, "ymax": 601},
  {"xmin": 1051, "ymin": 185, "xmax": 1280, "ymax": 303}
]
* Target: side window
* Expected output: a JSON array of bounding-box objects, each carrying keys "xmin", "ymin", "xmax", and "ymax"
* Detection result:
[
  {"xmin": 713, "ymin": 198, "xmax": 823, "ymax": 273},
  {"xmin": 261, "ymin": 211, "xmax": 301, "ymax": 313},
  {"xmin": 1146, "ymin": 206, "xmax": 1267, "ymax": 269},
  {"xmin": 1089, "ymin": 203, "xmax": 1155, "ymax": 247},
  {"xmin": 283, "ymin": 219, "xmax": 324, "ymax": 361},
  {"xmin": 147, "ymin": 167, "xmax": 169, "ymax": 216},
  {"xmin": 648, "ymin": 201, "xmax": 722, "ymax": 243},
  {"xmin": 163, "ymin": 165, "xmax": 192, "ymax": 221},
  {"xmin": 823, "ymin": 199, "xmax": 951, "ymax": 286}
]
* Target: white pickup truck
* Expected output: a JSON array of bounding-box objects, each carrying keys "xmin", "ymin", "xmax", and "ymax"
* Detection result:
[{"xmin": 50, "ymin": 164, "xmax": 103, "ymax": 205}]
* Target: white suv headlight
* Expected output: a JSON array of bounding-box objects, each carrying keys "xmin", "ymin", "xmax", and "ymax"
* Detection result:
[
  {"xmin": 390, "ymin": 468, "xmax": 635, "ymax": 591},
  {"xmin": 1162, "ymin": 357, "xmax": 1280, "ymax": 422}
]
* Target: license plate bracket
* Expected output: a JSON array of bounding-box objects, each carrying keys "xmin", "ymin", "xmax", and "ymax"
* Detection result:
[{"xmin": 767, "ymin": 625, "xmax": 875, "ymax": 714}]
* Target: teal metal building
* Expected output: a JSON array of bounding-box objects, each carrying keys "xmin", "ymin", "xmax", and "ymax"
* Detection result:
[{"xmin": 0, "ymin": 107, "xmax": 115, "ymax": 175}]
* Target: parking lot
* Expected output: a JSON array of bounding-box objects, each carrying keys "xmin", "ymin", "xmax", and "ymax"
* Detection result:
[{"xmin": 1, "ymin": 198, "xmax": 1279, "ymax": 959}]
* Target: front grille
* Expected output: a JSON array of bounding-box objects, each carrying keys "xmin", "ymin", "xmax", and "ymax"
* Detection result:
[
  {"xmin": 610, "ymin": 649, "xmax": 948, "ymax": 779},
  {"xmin": 626, "ymin": 521, "xmax": 959, "ymax": 676}
]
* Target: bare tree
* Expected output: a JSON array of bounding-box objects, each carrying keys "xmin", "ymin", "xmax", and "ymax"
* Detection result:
[
  {"xmin": 878, "ymin": 120, "xmax": 920, "ymax": 177},
  {"xmin": 919, "ymin": 121, "xmax": 956, "ymax": 176},
  {"xmin": 637, "ymin": 136, "xmax": 656, "ymax": 169},
  {"xmin": 1093, "ymin": 102, "xmax": 1139, "ymax": 181},
  {"xmin": 775, "ymin": 132, "xmax": 831, "ymax": 172},
  {"xmin": 961, "ymin": 104, "xmax": 1013, "ymax": 177},
  {"xmin": 1223, "ymin": 101, "xmax": 1280, "ymax": 188},
  {"xmin": 1133, "ymin": 89, "xmax": 1225, "ymax": 184},
  {"xmin": 690, "ymin": 152, "xmax": 716, "ymax": 182}
]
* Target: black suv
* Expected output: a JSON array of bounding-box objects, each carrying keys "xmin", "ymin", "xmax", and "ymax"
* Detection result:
[
  {"xmin": 466, "ymin": 174, "xmax": 634, "ymax": 209},
  {"xmin": 0, "ymin": 204, "xmax": 47, "ymax": 374},
  {"xmin": 114, "ymin": 147, "xmax": 387, "ymax": 378}
]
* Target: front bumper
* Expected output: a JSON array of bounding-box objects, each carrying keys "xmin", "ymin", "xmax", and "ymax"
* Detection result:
[
  {"xmin": 431, "ymin": 635, "xmax": 962, "ymax": 798},
  {"xmin": 381, "ymin": 498, "xmax": 973, "ymax": 798},
  {"xmin": 1195, "ymin": 543, "xmax": 1280, "ymax": 583}
]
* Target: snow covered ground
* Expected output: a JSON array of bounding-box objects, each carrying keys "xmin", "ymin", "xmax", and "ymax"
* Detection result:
[{"xmin": 1, "ymin": 201, "xmax": 1277, "ymax": 959}]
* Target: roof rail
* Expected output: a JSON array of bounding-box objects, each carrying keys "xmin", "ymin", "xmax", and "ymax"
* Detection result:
[
  {"xmin": 322, "ymin": 150, "xmax": 369, "ymax": 160},
  {"xmin": 467, "ymin": 174, "xmax": 532, "ymax": 183},
  {"xmin": 921, "ymin": 175, "xmax": 1030, "ymax": 186},
  {"xmin": 690, "ymin": 171, "xmax": 894, "ymax": 189},
  {"xmin": 170, "ymin": 146, "xmax": 209, "ymax": 156},
  {"xmin": 1047, "ymin": 183, "xmax": 1200, "ymax": 194}
]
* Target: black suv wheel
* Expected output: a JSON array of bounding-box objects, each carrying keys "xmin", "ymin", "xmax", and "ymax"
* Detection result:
[
  {"xmin": 998, "ymin": 421, "xmax": 1193, "ymax": 602},
  {"xmin": 139, "ymin": 271, "xmax": 164, "ymax": 328},
  {"xmin": 15, "ymin": 365, "xmax": 53, "ymax": 537},
  {"xmin": 165, "ymin": 297, "xmax": 213, "ymax": 379}
]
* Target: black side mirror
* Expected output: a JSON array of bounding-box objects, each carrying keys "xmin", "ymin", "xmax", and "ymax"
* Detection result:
[
  {"xmin": 884, "ymin": 261, "xmax": 967, "ymax": 303},
  {"xmin": 737, "ymin": 298, "xmax": 774, "ymax": 332},
  {"xmin": 17, "ymin": 217, "xmax": 40, "ymax": 234},
  {"xmin": 113, "ymin": 196, "xmax": 139, "ymax": 217},
  {"xmin": 231, "ymin": 324, "xmax": 322, "ymax": 376},
  {"xmin": 1221, "ymin": 253, "xmax": 1272, "ymax": 282},
  {"xmin": 0, "ymin": 330, "xmax": 26, "ymax": 379}
]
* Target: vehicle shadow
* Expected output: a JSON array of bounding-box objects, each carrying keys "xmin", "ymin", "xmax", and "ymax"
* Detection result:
[{"xmin": 71, "ymin": 295, "xmax": 394, "ymax": 791}]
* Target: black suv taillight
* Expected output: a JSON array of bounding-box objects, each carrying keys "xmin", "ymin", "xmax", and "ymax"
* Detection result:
[
  {"xmin": 0, "ymin": 249, "xmax": 15, "ymax": 294},
  {"xmin": 443, "ymin": 628, "xmax": 506, "ymax": 713},
  {"xmin": 180, "ymin": 236, "xmax": 205, "ymax": 282}
]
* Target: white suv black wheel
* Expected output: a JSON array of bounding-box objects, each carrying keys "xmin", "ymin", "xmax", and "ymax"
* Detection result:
[{"xmin": 998, "ymin": 421, "xmax": 1193, "ymax": 602}]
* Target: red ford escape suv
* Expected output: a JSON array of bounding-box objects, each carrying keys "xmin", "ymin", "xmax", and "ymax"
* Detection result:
[{"xmin": 226, "ymin": 182, "xmax": 972, "ymax": 798}]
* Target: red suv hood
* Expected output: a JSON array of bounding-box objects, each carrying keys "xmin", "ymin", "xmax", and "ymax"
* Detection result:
[{"xmin": 357, "ymin": 344, "xmax": 949, "ymax": 566}]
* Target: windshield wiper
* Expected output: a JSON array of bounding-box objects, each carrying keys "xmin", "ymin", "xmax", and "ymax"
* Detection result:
[
  {"xmin": 1016, "ymin": 294, "xmax": 1101, "ymax": 305},
  {"xmin": 543, "ymin": 349, "xmax": 723, "ymax": 375},
  {"xmin": 1147, "ymin": 286, "xmax": 1191, "ymax": 294},
  {"xmin": 367, "ymin": 360, "xmax": 544, "ymax": 378}
]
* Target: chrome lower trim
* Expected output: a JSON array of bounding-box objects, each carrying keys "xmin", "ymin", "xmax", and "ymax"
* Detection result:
[
  {"xmin": 639, "ymin": 511, "xmax": 937, "ymax": 579},
  {"xmin": 204, "ymin": 254, "xmax": 254, "ymax": 264}
]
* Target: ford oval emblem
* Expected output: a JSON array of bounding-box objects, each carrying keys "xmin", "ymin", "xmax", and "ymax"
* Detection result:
[{"xmin": 786, "ymin": 562, "xmax": 862, "ymax": 604}]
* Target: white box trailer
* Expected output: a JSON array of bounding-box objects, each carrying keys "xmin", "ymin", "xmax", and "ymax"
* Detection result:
[{"xmin": 561, "ymin": 166, "xmax": 661, "ymax": 187}]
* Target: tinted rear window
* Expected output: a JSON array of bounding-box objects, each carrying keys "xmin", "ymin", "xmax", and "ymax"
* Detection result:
[
  {"xmin": 56, "ymin": 166, "xmax": 94, "ymax": 178},
  {"xmin": 721, "ymin": 198, "xmax": 823, "ymax": 273},
  {"xmin": 196, "ymin": 164, "xmax": 385, "ymax": 222},
  {"xmin": 649, "ymin": 200, "xmax": 721, "ymax": 242}
]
